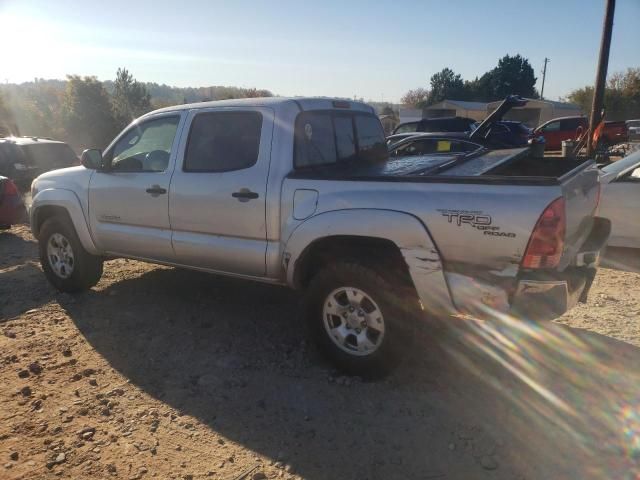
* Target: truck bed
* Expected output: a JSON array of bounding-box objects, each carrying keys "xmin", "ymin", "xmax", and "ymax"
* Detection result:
[
  {"xmin": 289, "ymin": 148, "xmax": 596, "ymax": 185},
  {"xmin": 286, "ymin": 147, "xmax": 601, "ymax": 273}
]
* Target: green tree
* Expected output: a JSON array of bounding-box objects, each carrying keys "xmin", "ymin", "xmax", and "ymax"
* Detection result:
[
  {"xmin": 111, "ymin": 68, "xmax": 152, "ymax": 130},
  {"xmin": 465, "ymin": 73, "xmax": 493, "ymax": 102},
  {"xmin": 566, "ymin": 86, "xmax": 594, "ymax": 114},
  {"xmin": 567, "ymin": 67, "xmax": 640, "ymax": 121},
  {"xmin": 484, "ymin": 54, "xmax": 538, "ymax": 100},
  {"xmin": 400, "ymin": 88, "xmax": 429, "ymax": 107},
  {"xmin": 426, "ymin": 68, "xmax": 467, "ymax": 105},
  {"xmin": 61, "ymin": 75, "xmax": 116, "ymax": 150},
  {"xmin": 0, "ymin": 92, "xmax": 14, "ymax": 136}
]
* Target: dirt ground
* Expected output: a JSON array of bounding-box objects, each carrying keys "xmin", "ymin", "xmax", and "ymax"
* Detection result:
[{"xmin": 1, "ymin": 224, "xmax": 640, "ymax": 480}]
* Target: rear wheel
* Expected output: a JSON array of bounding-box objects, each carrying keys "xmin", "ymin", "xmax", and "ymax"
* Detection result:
[
  {"xmin": 304, "ymin": 262, "xmax": 415, "ymax": 376},
  {"xmin": 39, "ymin": 216, "xmax": 103, "ymax": 292}
]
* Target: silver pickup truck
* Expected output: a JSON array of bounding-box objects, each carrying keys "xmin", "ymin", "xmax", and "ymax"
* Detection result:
[{"xmin": 30, "ymin": 97, "xmax": 610, "ymax": 374}]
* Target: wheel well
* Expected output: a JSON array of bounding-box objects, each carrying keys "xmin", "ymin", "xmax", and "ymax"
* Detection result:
[
  {"xmin": 293, "ymin": 235, "xmax": 415, "ymax": 292},
  {"xmin": 33, "ymin": 206, "xmax": 71, "ymax": 238}
]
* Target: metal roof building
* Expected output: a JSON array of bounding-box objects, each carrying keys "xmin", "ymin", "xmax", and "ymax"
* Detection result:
[
  {"xmin": 423, "ymin": 100, "xmax": 489, "ymax": 121},
  {"xmin": 486, "ymin": 98, "xmax": 583, "ymax": 128}
]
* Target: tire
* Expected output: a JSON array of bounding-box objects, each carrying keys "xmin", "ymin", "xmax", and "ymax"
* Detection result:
[
  {"xmin": 304, "ymin": 262, "xmax": 416, "ymax": 376},
  {"xmin": 38, "ymin": 216, "xmax": 103, "ymax": 292}
]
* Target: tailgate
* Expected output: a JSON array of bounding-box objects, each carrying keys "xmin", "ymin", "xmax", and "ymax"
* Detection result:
[{"xmin": 558, "ymin": 159, "xmax": 601, "ymax": 269}]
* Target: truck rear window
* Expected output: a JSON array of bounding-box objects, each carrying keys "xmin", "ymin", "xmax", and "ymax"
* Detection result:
[{"xmin": 294, "ymin": 111, "xmax": 387, "ymax": 168}]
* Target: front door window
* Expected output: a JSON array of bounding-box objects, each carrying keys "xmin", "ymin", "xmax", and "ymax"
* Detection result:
[{"xmin": 107, "ymin": 116, "xmax": 180, "ymax": 172}]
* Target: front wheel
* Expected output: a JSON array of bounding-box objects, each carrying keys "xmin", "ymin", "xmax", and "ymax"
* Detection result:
[
  {"xmin": 39, "ymin": 216, "xmax": 103, "ymax": 292},
  {"xmin": 304, "ymin": 262, "xmax": 415, "ymax": 376}
]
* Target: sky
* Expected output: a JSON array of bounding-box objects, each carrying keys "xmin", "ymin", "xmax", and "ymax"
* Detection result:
[{"xmin": 0, "ymin": 0, "xmax": 638, "ymax": 103}]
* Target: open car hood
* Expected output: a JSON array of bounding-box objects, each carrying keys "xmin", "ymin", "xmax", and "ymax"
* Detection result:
[{"xmin": 469, "ymin": 95, "xmax": 528, "ymax": 141}]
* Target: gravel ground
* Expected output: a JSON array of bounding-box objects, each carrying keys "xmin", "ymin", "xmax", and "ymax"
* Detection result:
[{"xmin": 1, "ymin": 224, "xmax": 639, "ymax": 479}]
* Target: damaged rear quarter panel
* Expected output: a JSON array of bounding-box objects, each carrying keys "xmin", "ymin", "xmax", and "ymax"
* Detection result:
[{"xmin": 282, "ymin": 208, "xmax": 457, "ymax": 316}]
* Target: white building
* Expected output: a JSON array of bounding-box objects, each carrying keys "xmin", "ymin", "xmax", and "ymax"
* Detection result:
[{"xmin": 398, "ymin": 107, "xmax": 423, "ymax": 124}]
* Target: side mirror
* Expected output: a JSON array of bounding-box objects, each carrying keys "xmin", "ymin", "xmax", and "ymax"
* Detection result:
[{"xmin": 81, "ymin": 149, "xmax": 103, "ymax": 170}]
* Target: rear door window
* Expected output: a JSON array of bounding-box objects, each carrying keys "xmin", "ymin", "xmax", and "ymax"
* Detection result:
[
  {"xmin": 184, "ymin": 111, "xmax": 262, "ymax": 172},
  {"xmin": 560, "ymin": 118, "xmax": 584, "ymax": 130},
  {"xmin": 22, "ymin": 143, "xmax": 78, "ymax": 169},
  {"xmin": 542, "ymin": 121, "xmax": 561, "ymax": 132}
]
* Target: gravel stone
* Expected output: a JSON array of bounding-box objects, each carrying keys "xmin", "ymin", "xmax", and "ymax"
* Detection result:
[{"xmin": 480, "ymin": 455, "xmax": 498, "ymax": 470}]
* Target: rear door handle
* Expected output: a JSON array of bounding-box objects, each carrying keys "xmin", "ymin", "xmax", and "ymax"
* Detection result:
[
  {"xmin": 232, "ymin": 189, "xmax": 259, "ymax": 202},
  {"xmin": 146, "ymin": 185, "xmax": 167, "ymax": 196}
]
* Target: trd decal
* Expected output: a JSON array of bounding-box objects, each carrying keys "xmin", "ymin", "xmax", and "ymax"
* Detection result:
[{"xmin": 437, "ymin": 209, "xmax": 516, "ymax": 238}]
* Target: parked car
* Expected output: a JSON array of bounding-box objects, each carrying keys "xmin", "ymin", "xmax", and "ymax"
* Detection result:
[
  {"xmin": 534, "ymin": 116, "xmax": 629, "ymax": 150},
  {"xmin": 388, "ymin": 134, "xmax": 484, "ymax": 158},
  {"xmin": 627, "ymin": 119, "xmax": 640, "ymax": 141},
  {"xmin": 0, "ymin": 137, "xmax": 79, "ymax": 189},
  {"xmin": 599, "ymin": 148, "xmax": 640, "ymax": 249},
  {"xmin": 30, "ymin": 97, "xmax": 609, "ymax": 375},
  {"xmin": 0, "ymin": 176, "xmax": 26, "ymax": 229},
  {"xmin": 393, "ymin": 116, "xmax": 477, "ymax": 135}
]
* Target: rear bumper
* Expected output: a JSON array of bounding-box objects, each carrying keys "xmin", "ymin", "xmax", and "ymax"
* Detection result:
[
  {"xmin": 445, "ymin": 217, "xmax": 610, "ymax": 322},
  {"xmin": 510, "ymin": 216, "xmax": 610, "ymax": 321},
  {"xmin": 510, "ymin": 267, "xmax": 594, "ymax": 321}
]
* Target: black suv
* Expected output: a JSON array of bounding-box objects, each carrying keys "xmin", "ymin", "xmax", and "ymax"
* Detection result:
[{"xmin": 0, "ymin": 137, "xmax": 79, "ymax": 189}]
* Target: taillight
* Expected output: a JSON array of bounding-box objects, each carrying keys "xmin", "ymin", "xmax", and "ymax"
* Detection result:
[
  {"xmin": 521, "ymin": 197, "xmax": 566, "ymax": 269},
  {"xmin": 2, "ymin": 179, "xmax": 19, "ymax": 196}
]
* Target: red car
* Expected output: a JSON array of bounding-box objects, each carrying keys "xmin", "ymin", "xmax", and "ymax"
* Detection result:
[
  {"xmin": 0, "ymin": 176, "xmax": 26, "ymax": 229},
  {"xmin": 534, "ymin": 116, "xmax": 628, "ymax": 150}
]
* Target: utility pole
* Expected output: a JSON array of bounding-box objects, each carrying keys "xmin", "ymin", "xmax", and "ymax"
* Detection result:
[
  {"xmin": 540, "ymin": 58, "xmax": 549, "ymax": 100},
  {"xmin": 587, "ymin": 0, "xmax": 616, "ymax": 157}
]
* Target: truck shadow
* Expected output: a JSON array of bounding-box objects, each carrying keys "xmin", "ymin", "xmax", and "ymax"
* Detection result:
[
  {"xmin": 0, "ymin": 262, "xmax": 59, "ymax": 322},
  {"xmin": 58, "ymin": 266, "xmax": 640, "ymax": 480},
  {"xmin": 0, "ymin": 228, "xmax": 37, "ymax": 270},
  {"xmin": 602, "ymin": 246, "xmax": 640, "ymax": 273}
]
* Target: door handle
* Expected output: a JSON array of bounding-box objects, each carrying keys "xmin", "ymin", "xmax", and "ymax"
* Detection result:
[
  {"xmin": 232, "ymin": 189, "xmax": 259, "ymax": 202},
  {"xmin": 146, "ymin": 185, "xmax": 167, "ymax": 196}
]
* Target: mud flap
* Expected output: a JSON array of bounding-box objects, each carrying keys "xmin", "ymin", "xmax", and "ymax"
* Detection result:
[{"xmin": 579, "ymin": 267, "xmax": 597, "ymax": 304}]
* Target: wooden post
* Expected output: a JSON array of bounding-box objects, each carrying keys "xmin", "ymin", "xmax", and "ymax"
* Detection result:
[
  {"xmin": 586, "ymin": 0, "xmax": 616, "ymax": 157},
  {"xmin": 540, "ymin": 58, "xmax": 549, "ymax": 100}
]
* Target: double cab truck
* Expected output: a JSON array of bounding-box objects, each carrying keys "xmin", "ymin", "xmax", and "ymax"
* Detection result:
[{"xmin": 30, "ymin": 97, "xmax": 610, "ymax": 374}]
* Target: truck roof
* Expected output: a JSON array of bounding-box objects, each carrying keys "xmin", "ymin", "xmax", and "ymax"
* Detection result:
[{"xmin": 148, "ymin": 96, "xmax": 375, "ymax": 117}]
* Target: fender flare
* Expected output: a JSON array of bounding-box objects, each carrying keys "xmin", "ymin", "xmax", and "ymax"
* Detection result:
[
  {"xmin": 284, "ymin": 209, "xmax": 456, "ymax": 315},
  {"xmin": 30, "ymin": 188, "xmax": 100, "ymax": 255}
]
